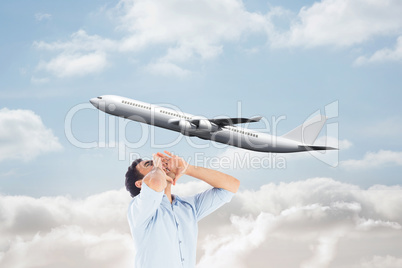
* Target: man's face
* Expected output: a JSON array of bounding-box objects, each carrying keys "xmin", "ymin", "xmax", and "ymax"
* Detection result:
[
  {"xmin": 136, "ymin": 160, "xmax": 154, "ymax": 177},
  {"xmin": 134, "ymin": 160, "xmax": 153, "ymax": 189}
]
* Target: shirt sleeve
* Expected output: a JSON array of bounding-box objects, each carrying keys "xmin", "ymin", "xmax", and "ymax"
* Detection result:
[
  {"xmin": 127, "ymin": 182, "xmax": 164, "ymax": 229},
  {"xmin": 192, "ymin": 187, "xmax": 234, "ymax": 221}
]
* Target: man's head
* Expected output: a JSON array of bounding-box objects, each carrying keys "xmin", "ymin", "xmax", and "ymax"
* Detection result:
[{"xmin": 125, "ymin": 158, "xmax": 154, "ymax": 197}]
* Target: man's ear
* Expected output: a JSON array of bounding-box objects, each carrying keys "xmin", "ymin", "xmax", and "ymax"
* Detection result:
[{"xmin": 135, "ymin": 180, "xmax": 143, "ymax": 188}]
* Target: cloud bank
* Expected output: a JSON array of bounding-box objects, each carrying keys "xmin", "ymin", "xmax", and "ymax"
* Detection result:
[
  {"xmin": 355, "ymin": 36, "xmax": 402, "ymax": 65},
  {"xmin": 1, "ymin": 178, "xmax": 402, "ymax": 267},
  {"xmin": 0, "ymin": 108, "xmax": 62, "ymax": 162},
  {"xmin": 33, "ymin": 0, "xmax": 402, "ymax": 78},
  {"xmin": 34, "ymin": 0, "xmax": 271, "ymax": 78},
  {"xmin": 341, "ymin": 150, "xmax": 402, "ymax": 169},
  {"xmin": 272, "ymin": 0, "xmax": 402, "ymax": 48}
]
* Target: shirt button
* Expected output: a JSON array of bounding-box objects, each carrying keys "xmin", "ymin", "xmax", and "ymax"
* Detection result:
[
  {"xmin": 179, "ymin": 241, "xmax": 182, "ymax": 244},
  {"xmin": 182, "ymin": 258, "xmax": 184, "ymax": 262}
]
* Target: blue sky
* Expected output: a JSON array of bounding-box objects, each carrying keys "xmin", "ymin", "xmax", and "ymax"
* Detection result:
[{"xmin": 1, "ymin": 0, "xmax": 402, "ymax": 267}]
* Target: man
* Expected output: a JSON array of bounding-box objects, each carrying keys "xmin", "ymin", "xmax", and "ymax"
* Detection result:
[{"xmin": 125, "ymin": 151, "xmax": 240, "ymax": 268}]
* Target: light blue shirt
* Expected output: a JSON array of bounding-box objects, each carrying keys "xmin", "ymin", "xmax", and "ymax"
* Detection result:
[{"xmin": 127, "ymin": 183, "xmax": 234, "ymax": 268}]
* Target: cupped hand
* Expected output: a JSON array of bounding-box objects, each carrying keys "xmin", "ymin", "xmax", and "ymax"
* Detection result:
[
  {"xmin": 156, "ymin": 151, "xmax": 189, "ymax": 185},
  {"xmin": 152, "ymin": 154, "xmax": 174, "ymax": 184}
]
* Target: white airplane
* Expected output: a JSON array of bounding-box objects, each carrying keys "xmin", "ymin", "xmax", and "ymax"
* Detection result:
[{"xmin": 90, "ymin": 95, "xmax": 337, "ymax": 153}]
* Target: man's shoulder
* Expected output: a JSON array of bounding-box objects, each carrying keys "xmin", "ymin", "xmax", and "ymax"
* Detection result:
[{"xmin": 174, "ymin": 194, "xmax": 199, "ymax": 208}]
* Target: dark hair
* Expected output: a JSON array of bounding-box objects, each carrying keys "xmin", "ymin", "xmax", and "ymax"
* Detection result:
[{"xmin": 125, "ymin": 158, "xmax": 144, "ymax": 197}]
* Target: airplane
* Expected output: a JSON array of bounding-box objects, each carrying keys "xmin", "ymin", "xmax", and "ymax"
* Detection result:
[{"xmin": 90, "ymin": 95, "xmax": 337, "ymax": 153}]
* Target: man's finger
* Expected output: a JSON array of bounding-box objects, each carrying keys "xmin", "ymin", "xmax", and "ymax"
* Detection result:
[
  {"xmin": 156, "ymin": 152, "xmax": 170, "ymax": 160},
  {"xmin": 166, "ymin": 175, "xmax": 174, "ymax": 184},
  {"xmin": 164, "ymin": 151, "xmax": 174, "ymax": 157}
]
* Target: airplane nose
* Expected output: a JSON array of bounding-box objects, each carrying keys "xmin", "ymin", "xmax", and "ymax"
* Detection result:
[{"xmin": 89, "ymin": 98, "xmax": 98, "ymax": 108}]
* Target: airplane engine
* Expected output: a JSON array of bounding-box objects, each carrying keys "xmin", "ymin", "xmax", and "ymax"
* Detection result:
[
  {"xmin": 197, "ymin": 119, "xmax": 219, "ymax": 132},
  {"xmin": 178, "ymin": 120, "xmax": 196, "ymax": 134}
]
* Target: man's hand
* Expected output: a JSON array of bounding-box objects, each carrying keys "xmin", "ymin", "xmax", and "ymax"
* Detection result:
[
  {"xmin": 153, "ymin": 154, "xmax": 174, "ymax": 185},
  {"xmin": 156, "ymin": 151, "xmax": 189, "ymax": 185}
]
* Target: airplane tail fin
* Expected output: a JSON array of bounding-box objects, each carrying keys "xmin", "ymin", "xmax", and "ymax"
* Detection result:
[{"xmin": 281, "ymin": 115, "xmax": 327, "ymax": 145}]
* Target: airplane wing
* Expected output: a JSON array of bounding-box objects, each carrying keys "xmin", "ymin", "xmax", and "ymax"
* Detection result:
[
  {"xmin": 169, "ymin": 116, "xmax": 262, "ymax": 127},
  {"xmin": 195, "ymin": 116, "xmax": 262, "ymax": 127},
  {"xmin": 168, "ymin": 116, "xmax": 262, "ymax": 133}
]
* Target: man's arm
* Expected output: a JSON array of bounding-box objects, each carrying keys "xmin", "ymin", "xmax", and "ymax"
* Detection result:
[
  {"xmin": 161, "ymin": 151, "xmax": 240, "ymax": 193},
  {"xmin": 128, "ymin": 155, "xmax": 171, "ymax": 229},
  {"xmin": 143, "ymin": 154, "xmax": 173, "ymax": 192},
  {"xmin": 185, "ymin": 164, "xmax": 240, "ymax": 193},
  {"xmin": 143, "ymin": 167, "xmax": 167, "ymax": 192}
]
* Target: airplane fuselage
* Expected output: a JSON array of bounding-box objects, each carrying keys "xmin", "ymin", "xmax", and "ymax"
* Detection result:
[{"xmin": 90, "ymin": 95, "xmax": 328, "ymax": 153}]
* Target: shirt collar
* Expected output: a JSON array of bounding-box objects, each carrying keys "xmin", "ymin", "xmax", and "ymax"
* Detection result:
[{"xmin": 161, "ymin": 194, "xmax": 179, "ymax": 207}]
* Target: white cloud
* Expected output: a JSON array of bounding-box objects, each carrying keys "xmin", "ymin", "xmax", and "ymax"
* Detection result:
[
  {"xmin": 355, "ymin": 35, "xmax": 402, "ymax": 65},
  {"xmin": 1, "ymin": 179, "xmax": 402, "ymax": 267},
  {"xmin": 37, "ymin": 52, "xmax": 107, "ymax": 77},
  {"xmin": 30, "ymin": 76, "xmax": 50, "ymax": 84},
  {"xmin": 341, "ymin": 150, "xmax": 402, "ymax": 169},
  {"xmin": 34, "ymin": 0, "xmax": 272, "ymax": 78},
  {"xmin": 197, "ymin": 178, "xmax": 402, "ymax": 267},
  {"xmin": 34, "ymin": 30, "xmax": 115, "ymax": 78},
  {"xmin": 33, "ymin": 0, "xmax": 402, "ymax": 77},
  {"xmin": 0, "ymin": 189, "xmax": 134, "ymax": 267},
  {"xmin": 173, "ymin": 180, "xmax": 212, "ymax": 196},
  {"xmin": 145, "ymin": 61, "xmax": 192, "ymax": 78},
  {"xmin": 115, "ymin": 0, "xmax": 270, "ymax": 54},
  {"xmin": 0, "ymin": 226, "xmax": 134, "ymax": 268},
  {"xmin": 361, "ymin": 116, "xmax": 402, "ymax": 138},
  {"xmin": 0, "ymin": 108, "xmax": 62, "ymax": 162},
  {"xmin": 197, "ymin": 213, "xmax": 275, "ymax": 268},
  {"xmin": 361, "ymin": 255, "xmax": 402, "ymax": 268},
  {"xmin": 33, "ymin": 30, "xmax": 116, "ymax": 52},
  {"xmin": 272, "ymin": 0, "xmax": 402, "ymax": 48},
  {"xmin": 35, "ymin": 13, "xmax": 51, "ymax": 21}
]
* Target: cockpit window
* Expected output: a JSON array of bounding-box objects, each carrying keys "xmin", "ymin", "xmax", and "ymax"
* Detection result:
[{"xmin": 97, "ymin": 96, "xmax": 102, "ymax": 99}]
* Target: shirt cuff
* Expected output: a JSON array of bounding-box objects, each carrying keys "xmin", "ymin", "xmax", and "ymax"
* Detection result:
[{"xmin": 215, "ymin": 188, "xmax": 235, "ymax": 203}]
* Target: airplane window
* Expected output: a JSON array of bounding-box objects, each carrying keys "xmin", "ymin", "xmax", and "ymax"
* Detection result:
[{"xmin": 97, "ymin": 96, "xmax": 102, "ymax": 99}]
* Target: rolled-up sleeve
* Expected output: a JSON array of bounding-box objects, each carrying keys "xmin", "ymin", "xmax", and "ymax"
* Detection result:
[
  {"xmin": 127, "ymin": 183, "xmax": 164, "ymax": 229},
  {"xmin": 193, "ymin": 188, "xmax": 234, "ymax": 221}
]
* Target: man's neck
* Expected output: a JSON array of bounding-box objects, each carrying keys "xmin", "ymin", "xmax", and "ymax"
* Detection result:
[{"xmin": 164, "ymin": 183, "xmax": 173, "ymax": 203}]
